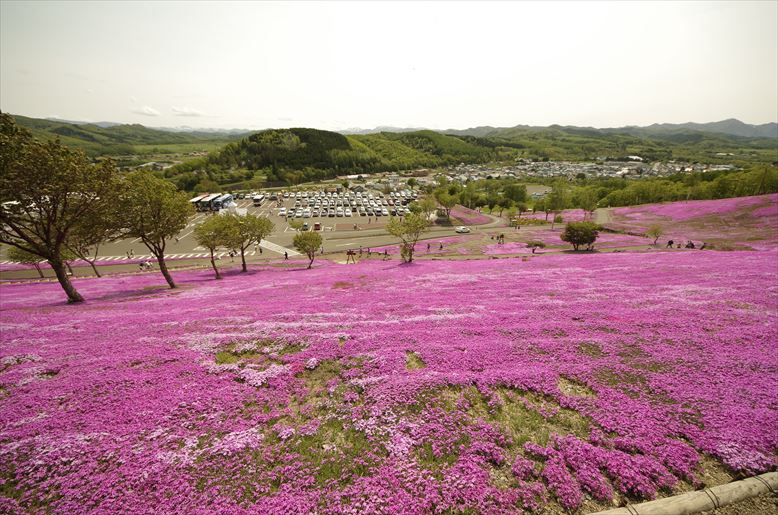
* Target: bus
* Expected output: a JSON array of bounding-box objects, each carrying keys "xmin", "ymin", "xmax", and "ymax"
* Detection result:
[
  {"xmin": 189, "ymin": 194, "xmax": 208, "ymax": 209},
  {"xmin": 197, "ymin": 193, "xmax": 221, "ymax": 212},
  {"xmin": 212, "ymin": 194, "xmax": 234, "ymax": 211},
  {"xmin": 252, "ymin": 194, "xmax": 265, "ymax": 207}
]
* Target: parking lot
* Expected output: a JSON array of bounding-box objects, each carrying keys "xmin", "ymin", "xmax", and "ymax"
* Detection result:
[{"xmin": 57, "ymin": 188, "xmax": 429, "ymax": 262}]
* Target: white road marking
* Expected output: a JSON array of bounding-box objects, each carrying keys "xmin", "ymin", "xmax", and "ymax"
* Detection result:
[
  {"xmin": 131, "ymin": 237, "xmax": 142, "ymax": 243},
  {"xmin": 261, "ymin": 240, "xmax": 301, "ymax": 256}
]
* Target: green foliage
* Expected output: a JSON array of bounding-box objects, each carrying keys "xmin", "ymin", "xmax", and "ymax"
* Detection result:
[
  {"xmin": 434, "ymin": 189, "xmax": 458, "ymax": 219},
  {"xmin": 561, "ymin": 221, "xmax": 602, "ymax": 251},
  {"xmin": 293, "ymin": 231, "xmax": 323, "ymax": 269},
  {"xmin": 194, "ymin": 216, "xmax": 234, "ymax": 279},
  {"xmin": 526, "ymin": 240, "xmax": 547, "ymax": 248},
  {"xmin": 117, "ymin": 170, "xmax": 194, "ymax": 287},
  {"xmin": 0, "ymin": 113, "xmax": 122, "ymax": 302},
  {"xmin": 11, "ymin": 114, "xmax": 240, "ymax": 157},
  {"xmin": 386, "ymin": 213, "xmax": 430, "ymax": 263},
  {"xmin": 645, "ymin": 224, "xmax": 664, "ymax": 245},
  {"xmin": 220, "ymin": 214, "xmax": 275, "ymax": 272}
]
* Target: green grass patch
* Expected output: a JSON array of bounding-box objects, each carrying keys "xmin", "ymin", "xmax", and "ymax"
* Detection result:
[{"xmin": 405, "ymin": 351, "xmax": 427, "ymax": 370}]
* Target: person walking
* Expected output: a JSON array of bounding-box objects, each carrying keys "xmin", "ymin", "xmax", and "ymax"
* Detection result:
[{"xmin": 284, "ymin": 251, "xmax": 288, "ymax": 260}]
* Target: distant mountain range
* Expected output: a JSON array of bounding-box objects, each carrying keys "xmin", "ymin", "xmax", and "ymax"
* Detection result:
[
  {"xmin": 39, "ymin": 116, "xmax": 778, "ymax": 140},
  {"xmin": 443, "ymin": 119, "xmax": 777, "ymax": 140}
]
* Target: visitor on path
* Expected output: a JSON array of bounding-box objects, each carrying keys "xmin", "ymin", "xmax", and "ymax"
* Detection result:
[
  {"xmin": 685, "ymin": 241, "xmax": 695, "ymax": 249},
  {"xmin": 359, "ymin": 246, "xmax": 363, "ymax": 256},
  {"xmin": 346, "ymin": 250, "xmax": 356, "ymax": 264},
  {"xmin": 284, "ymin": 251, "xmax": 288, "ymax": 260},
  {"xmin": 259, "ymin": 247, "xmax": 263, "ymax": 255},
  {"xmin": 383, "ymin": 249, "xmax": 389, "ymax": 260},
  {"xmin": 427, "ymin": 243, "xmax": 431, "ymax": 251},
  {"xmin": 666, "ymin": 240, "xmax": 674, "ymax": 248},
  {"xmin": 320, "ymin": 246, "xmax": 324, "ymax": 255},
  {"xmin": 439, "ymin": 243, "xmax": 443, "ymax": 251}
]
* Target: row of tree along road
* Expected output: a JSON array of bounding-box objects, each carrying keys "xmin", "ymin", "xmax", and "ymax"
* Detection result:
[
  {"xmin": 0, "ymin": 113, "xmax": 277, "ymax": 303},
  {"xmin": 1, "ymin": 113, "xmax": 436, "ymax": 302}
]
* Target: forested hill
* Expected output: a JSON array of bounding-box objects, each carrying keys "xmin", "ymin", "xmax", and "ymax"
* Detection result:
[
  {"xmin": 10, "ymin": 114, "xmax": 243, "ymax": 156},
  {"xmin": 165, "ymin": 128, "xmax": 500, "ymax": 189}
]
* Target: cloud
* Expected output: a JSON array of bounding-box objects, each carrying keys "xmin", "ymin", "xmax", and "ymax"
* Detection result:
[
  {"xmin": 171, "ymin": 106, "xmax": 205, "ymax": 117},
  {"xmin": 131, "ymin": 105, "xmax": 160, "ymax": 116}
]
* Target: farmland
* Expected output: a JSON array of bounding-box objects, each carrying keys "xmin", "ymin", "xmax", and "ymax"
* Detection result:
[{"xmin": 1, "ymin": 194, "xmax": 777, "ymax": 513}]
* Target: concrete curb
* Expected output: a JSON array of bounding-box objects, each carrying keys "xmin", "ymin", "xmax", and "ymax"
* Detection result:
[{"xmin": 593, "ymin": 472, "xmax": 776, "ymax": 515}]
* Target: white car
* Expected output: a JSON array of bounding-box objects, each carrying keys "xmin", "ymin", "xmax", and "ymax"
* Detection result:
[
  {"xmin": 344, "ymin": 209, "xmax": 352, "ymax": 217},
  {"xmin": 455, "ymin": 226, "xmax": 471, "ymax": 233},
  {"xmin": 278, "ymin": 208, "xmax": 287, "ymax": 217}
]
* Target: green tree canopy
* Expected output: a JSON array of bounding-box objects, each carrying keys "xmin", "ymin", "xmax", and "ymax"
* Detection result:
[
  {"xmin": 117, "ymin": 170, "xmax": 194, "ymax": 288},
  {"xmin": 221, "ymin": 213, "xmax": 275, "ymax": 272},
  {"xmin": 0, "ymin": 113, "xmax": 121, "ymax": 302},
  {"xmin": 293, "ymin": 231, "xmax": 323, "ymax": 269},
  {"xmin": 386, "ymin": 213, "xmax": 430, "ymax": 263},
  {"xmin": 561, "ymin": 221, "xmax": 602, "ymax": 251},
  {"xmin": 194, "ymin": 215, "xmax": 234, "ymax": 279}
]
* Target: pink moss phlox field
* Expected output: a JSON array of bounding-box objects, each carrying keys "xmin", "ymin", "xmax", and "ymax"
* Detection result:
[
  {"xmin": 450, "ymin": 205, "xmax": 491, "ymax": 225},
  {"xmin": 1, "ymin": 252, "xmax": 777, "ymax": 513},
  {"xmin": 522, "ymin": 209, "xmax": 588, "ymax": 222},
  {"xmin": 609, "ymin": 194, "xmax": 778, "ymax": 249}
]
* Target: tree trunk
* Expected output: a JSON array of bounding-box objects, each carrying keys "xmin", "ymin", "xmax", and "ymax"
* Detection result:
[
  {"xmin": 209, "ymin": 249, "xmax": 222, "ymax": 279},
  {"xmin": 308, "ymin": 253, "xmax": 314, "ymax": 269},
  {"xmin": 240, "ymin": 247, "xmax": 247, "ymax": 273},
  {"xmin": 86, "ymin": 259, "xmax": 101, "ymax": 278},
  {"xmin": 33, "ymin": 263, "xmax": 44, "ymax": 278},
  {"xmin": 155, "ymin": 253, "xmax": 177, "ymax": 288},
  {"xmin": 49, "ymin": 258, "xmax": 84, "ymax": 303}
]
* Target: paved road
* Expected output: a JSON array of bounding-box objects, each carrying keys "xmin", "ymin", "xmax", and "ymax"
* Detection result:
[{"xmin": 0, "ymin": 198, "xmax": 508, "ymax": 274}]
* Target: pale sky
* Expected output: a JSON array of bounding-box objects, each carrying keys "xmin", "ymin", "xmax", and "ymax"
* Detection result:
[{"xmin": 1, "ymin": 1, "xmax": 776, "ymax": 131}]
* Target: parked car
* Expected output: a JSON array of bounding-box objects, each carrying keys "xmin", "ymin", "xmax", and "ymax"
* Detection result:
[{"xmin": 278, "ymin": 208, "xmax": 287, "ymax": 217}]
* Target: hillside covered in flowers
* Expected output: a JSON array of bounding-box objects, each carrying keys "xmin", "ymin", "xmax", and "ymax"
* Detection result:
[{"xmin": 1, "ymin": 237, "xmax": 776, "ymax": 512}]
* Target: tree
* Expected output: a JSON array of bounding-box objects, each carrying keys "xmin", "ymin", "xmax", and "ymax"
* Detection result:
[
  {"xmin": 434, "ymin": 189, "xmax": 457, "ymax": 219},
  {"xmin": 645, "ymin": 224, "xmax": 664, "ymax": 245},
  {"xmin": 409, "ymin": 196, "xmax": 438, "ymax": 221},
  {"xmin": 503, "ymin": 183, "xmax": 528, "ymax": 204},
  {"xmin": 6, "ymin": 245, "xmax": 45, "ymax": 278},
  {"xmin": 561, "ymin": 221, "xmax": 602, "ymax": 251},
  {"xmin": 293, "ymin": 231, "xmax": 323, "ymax": 269},
  {"xmin": 117, "ymin": 170, "xmax": 194, "ymax": 288},
  {"xmin": 386, "ymin": 213, "xmax": 430, "ymax": 263},
  {"xmin": 497, "ymin": 197, "xmax": 514, "ymax": 217},
  {"xmin": 548, "ymin": 181, "xmax": 570, "ymax": 229},
  {"xmin": 407, "ymin": 178, "xmax": 418, "ymax": 190},
  {"xmin": 341, "ymin": 180, "xmax": 350, "ymax": 190},
  {"xmin": 516, "ymin": 202, "xmax": 528, "ymax": 219},
  {"xmin": 194, "ymin": 215, "xmax": 232, "ymax": 279},
  {"xmin": 574, "ymin": 187, "xmax": 598, "ymax": 220},
  {"xmin": 221, "ymin": 213, "xmax": 275, "ymax": 272},
  {"xmin": 0, "ymin": 113, "xmax": 121, "ymax": 303},
  {"xmin": 288, "ymin": 219, "xmax": 305, "ymax": 232},
  {"xmin": 65, "ymin": 213, "xmax": 119, "ymax": 278},
  {"xmin": 505, "ymin": 206, "xmax": 518, "ymax": 226},
  {"xmin": 194, "ymin": 178, "xmax": 220, "ymax": 194}
]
